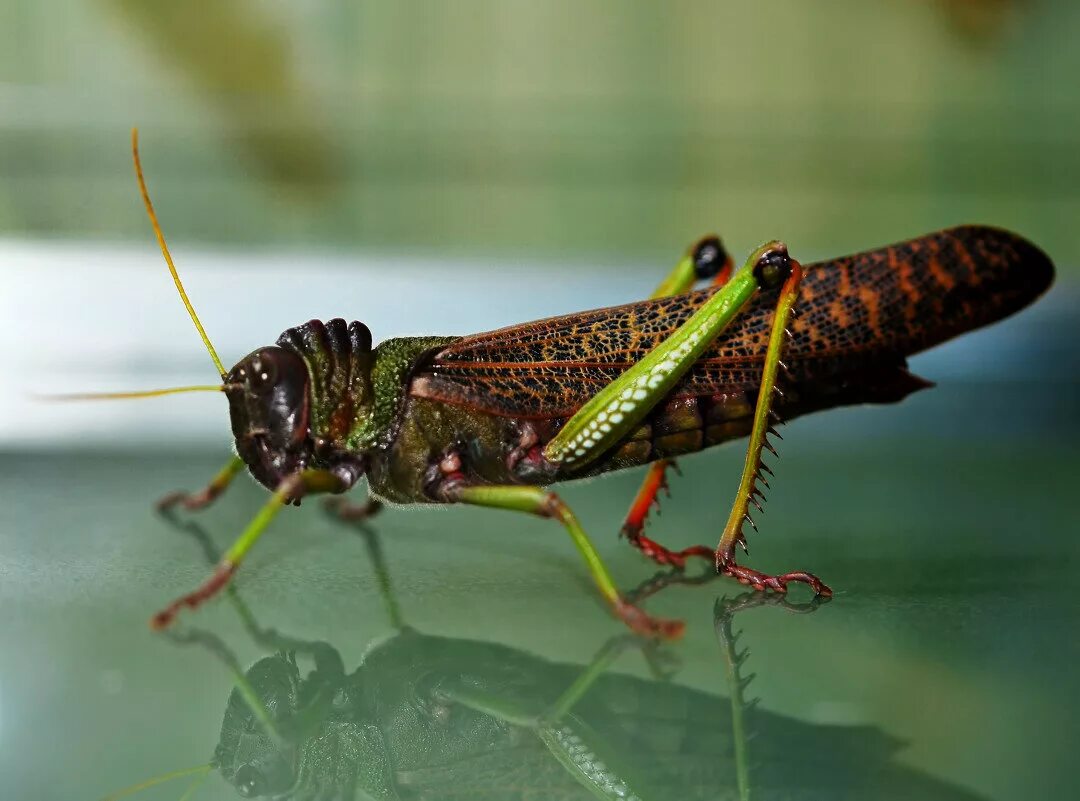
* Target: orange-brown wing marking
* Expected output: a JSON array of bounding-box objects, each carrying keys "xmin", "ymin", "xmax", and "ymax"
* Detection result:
[{"xmin": 411, "ymin": 226, "xmax": 1052, "ymax": 420}]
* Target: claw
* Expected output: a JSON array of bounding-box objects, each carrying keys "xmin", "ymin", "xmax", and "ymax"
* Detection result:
[{"xmin": 719, "ymin": 562, "xmax": 832, "ymax": 598}]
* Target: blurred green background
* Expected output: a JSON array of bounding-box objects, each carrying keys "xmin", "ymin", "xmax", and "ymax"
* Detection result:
[
  {"xmin": 1, "ymin": 3, "xmax": 1078, "ymax": 801},
  {"xmin": 1, "ymin": 0, "xmax": 1078, "ymax": 264}
]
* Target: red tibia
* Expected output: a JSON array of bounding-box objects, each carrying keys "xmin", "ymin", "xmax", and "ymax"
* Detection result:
[
  {"xmin": 621, "ymin": 460, "xmax": 671, "ymax": 539},
  {"xmin": 709, "ymin": 258, "xmax": 735, "ymax": 287},
  {"xmin": 631, "ymin": 535, "xmax": 713, "ymax": 570},
  {"xmin": 622, "ymin": 459, "xmax": 714, "ymax": 569},
  {"xmin": 719, "ymin": 562, "xmax": 832, "ymax": 597},
  {"xmin": 150, "ymin": 561, "xmax": 237, "ymax": 630}
]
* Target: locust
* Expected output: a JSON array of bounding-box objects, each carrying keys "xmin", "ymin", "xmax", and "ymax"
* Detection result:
[{"xmin": 83, "ymin": 130, "xmax": 1054, "ymax": 639}]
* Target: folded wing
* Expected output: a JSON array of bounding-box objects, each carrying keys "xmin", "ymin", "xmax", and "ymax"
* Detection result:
[{"xmin": 411, "ymin": 226, "xmax": 1053, "ymax": 420}]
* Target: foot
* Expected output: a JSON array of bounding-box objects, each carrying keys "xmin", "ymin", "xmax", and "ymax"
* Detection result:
[
  {"xmin": 613, "ymin": 598, "xmax": 686, "ymax": 640},
  {"xmin": 716, "ymin": 555, "xmax": 832, "ymax": 597}
]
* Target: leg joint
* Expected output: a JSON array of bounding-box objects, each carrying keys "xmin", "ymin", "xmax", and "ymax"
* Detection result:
[{"xmin": 537, "ymin": 491, "xmax": 569, "ymax": 523}]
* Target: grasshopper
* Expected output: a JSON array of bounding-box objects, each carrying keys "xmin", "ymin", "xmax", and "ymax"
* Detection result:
[{"xmin": 86, "ymin": 131, "xmax": 1053, "ymax": 639}]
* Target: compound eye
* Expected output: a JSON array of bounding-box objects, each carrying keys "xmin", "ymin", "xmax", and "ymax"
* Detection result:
[
  {"xmin": 247, "ymin": 353, "xmax": 279, "ymax": 395},
  {"xmin": 692, "ymin": 236, "xmax": 727, "ymax": 279},
  {"xmin": 234, "ymin": 765, "xmax": 264, "ymax": 798},
  {"xmin": 752, "ymin": 246, "xmax": 792, "ymax": 289}
]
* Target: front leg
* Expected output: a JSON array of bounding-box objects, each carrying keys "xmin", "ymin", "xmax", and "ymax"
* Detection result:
[
  {"xmin": 151, "ymin": 465, "xmax": 360, "ymax": 629},
  {"xmin": 157, "ymin": 454, "xmax": 245, "ymax": 512}
]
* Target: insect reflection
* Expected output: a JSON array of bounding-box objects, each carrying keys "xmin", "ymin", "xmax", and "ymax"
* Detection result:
[{"xmin": 106, "ymin": 521, "xmax": 986, "ymax": 801}]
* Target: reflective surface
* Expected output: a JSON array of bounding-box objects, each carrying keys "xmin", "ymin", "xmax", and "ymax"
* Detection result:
[
  {"xmin": 3, "ymin": 325, "xmax": 1077, "ymax": 799},
  {"xmin": 2, "ymin": 2, "xmax": 1079, "ymax": 799}
]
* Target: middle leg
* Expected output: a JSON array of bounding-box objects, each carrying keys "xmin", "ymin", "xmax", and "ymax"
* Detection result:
[
  {"xmin": 620, "ymin": 459, "xmax": 713, "ymax": 569},
  {"xmin": 440, "ymin": 482, "xmax": 685, "ymax": 640}
]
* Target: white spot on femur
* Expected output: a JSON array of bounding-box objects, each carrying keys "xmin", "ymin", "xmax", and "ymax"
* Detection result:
[
  {"xmin": 610, "ymin": 412, "xmax": 624, "ymax": 424},
  {"xmin": 619, "ymin": 402, "xmax": 635, "ymax": 413},
  {"xmin": 631, "ymin": 389, "xmax": 647, "ymax": 401},
  {"xmin": 599, "ymin": 422, "xmax": 611, "ymax": 433},
  {"xmin": 647, "ymin": 374, "xmax": 664, "ymax": 389},
  {"xmin": 574, "ymin": 447, "xmax": 586, "ymax": 457},
  {"xmin": 597, "ymin": 411, "xmax": 608, "ymax": 423}
]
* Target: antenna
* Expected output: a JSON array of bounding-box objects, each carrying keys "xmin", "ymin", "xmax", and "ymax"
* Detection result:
[
  {"xmin": 101, "ymin": 762, "xmax": 212, "ymax": 801},
  {"xmin": 40, "ymin": 385, "xmax": 229, "ymax": 402},
  {"xmin": 131, "ymin": 128, "xmax": 227, "ymax": 379}
]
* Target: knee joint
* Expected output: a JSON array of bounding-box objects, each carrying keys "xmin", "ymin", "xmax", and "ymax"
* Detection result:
[{"xmin": 537, "ymin": 491, "xmax": 570, "ymax": 523}]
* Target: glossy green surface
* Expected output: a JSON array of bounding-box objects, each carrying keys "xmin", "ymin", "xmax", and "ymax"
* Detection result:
[{"xmin": 2, "ymin": 358, "xmax": 1077, "ymax": 800}]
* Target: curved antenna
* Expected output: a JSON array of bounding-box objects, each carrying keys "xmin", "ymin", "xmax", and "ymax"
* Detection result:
[
  {"xmin": 131, "ymin": 128, "xmax": 227, "ymax": 380},
  {"xmin": 101, "ymin": 762, "xmax": 212, "ymax": 801},
  {"xmin": 39, "ymin": 385, "xmax": 229, "ymax": 402}
]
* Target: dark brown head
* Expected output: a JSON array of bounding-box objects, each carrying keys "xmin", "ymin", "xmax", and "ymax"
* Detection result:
[{"xmin": 225, "ymin": 346, "xmax": 314, "ymax": 490}]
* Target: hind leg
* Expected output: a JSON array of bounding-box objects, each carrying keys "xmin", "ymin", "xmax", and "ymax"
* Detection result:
[
  {"xmin": 621, "ymin": 234, "xmax": 734, "ymax": 569},
  {"xmin": 713, "ymin": 260, "xmax": 830, "ymax": 596}
]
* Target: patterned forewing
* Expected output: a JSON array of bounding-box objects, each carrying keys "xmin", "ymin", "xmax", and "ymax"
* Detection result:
[{"xmin": 413, "ymin": 226, "xmax": 1052, "ymax": 420}]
